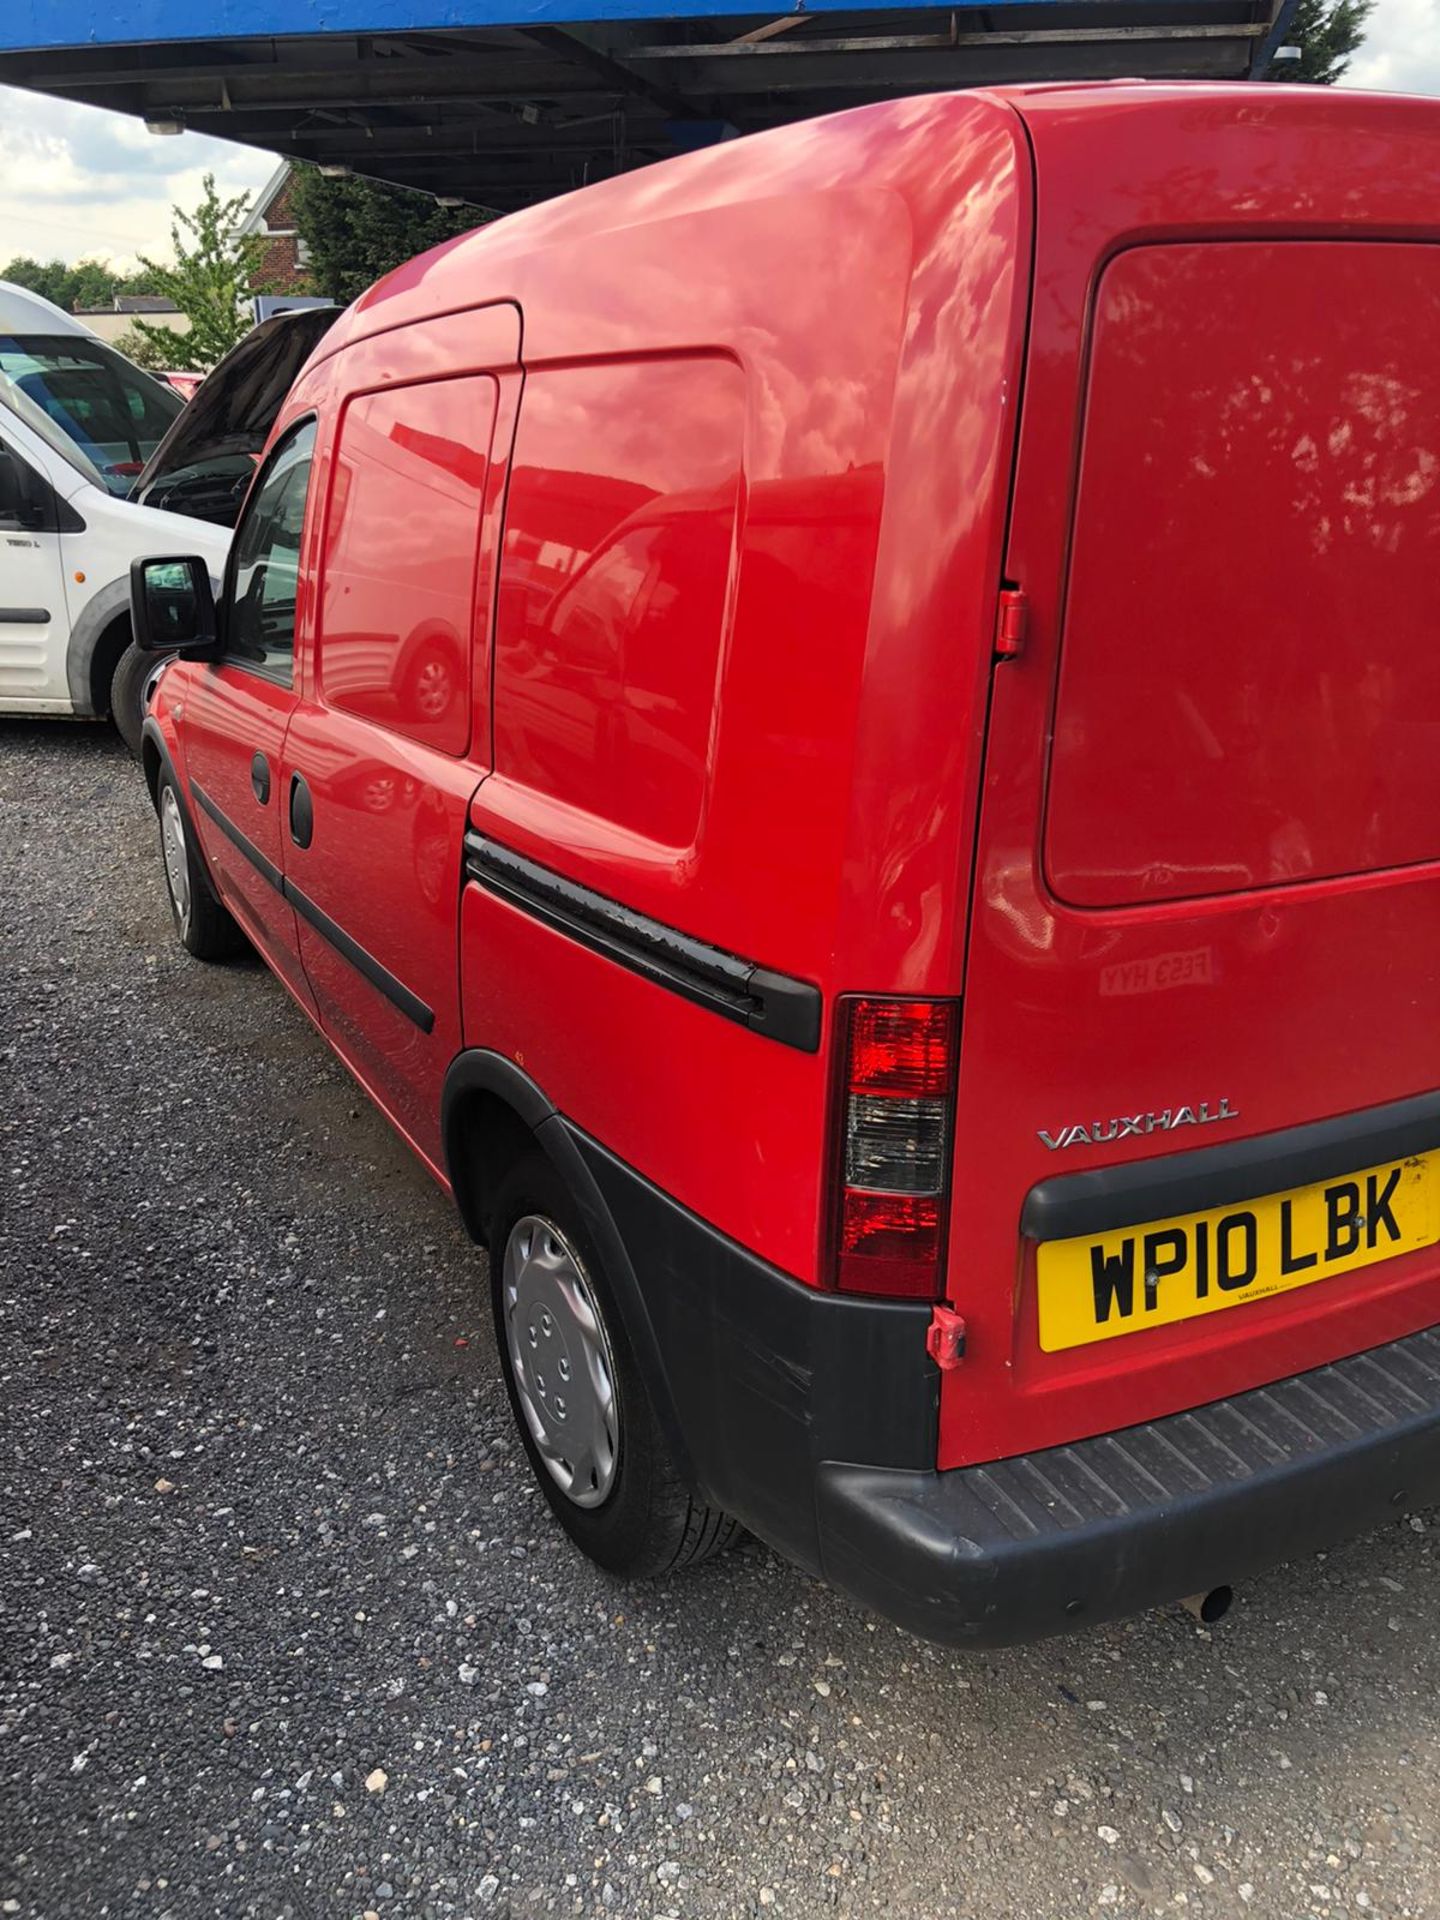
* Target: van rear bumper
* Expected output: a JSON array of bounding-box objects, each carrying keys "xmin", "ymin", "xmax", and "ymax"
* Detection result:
[
  {"xmin": 815, "ymin": 1326, "xmax": 1440, "ymax": 1645},
  {"xmin": 557, "ymin": 1116, "xmax": 1440, "ymax": 1647}
]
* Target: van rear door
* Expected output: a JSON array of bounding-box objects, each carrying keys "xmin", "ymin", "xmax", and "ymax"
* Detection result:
[
  {"xmin": 941, "ymin": 88, "xmax": 1440, "ymax": 1472},
  {"xmin": 1046, "ymin": 239, "xmax": 1440, "ymax": 911}
]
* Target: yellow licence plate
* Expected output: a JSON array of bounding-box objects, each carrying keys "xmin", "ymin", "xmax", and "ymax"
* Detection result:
[{"xmin": 1036, "ymin": 1154, "xmax": 1440, "ymax": 1353}]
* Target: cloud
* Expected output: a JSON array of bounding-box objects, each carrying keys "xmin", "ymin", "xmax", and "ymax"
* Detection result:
[
  {"xmin": 0, "ymin": 84, "xmax": 276, "ymax": 269},
  {"xmin": 1336, "ymin": 0, "xmax": 1440, "ymax": 93}
]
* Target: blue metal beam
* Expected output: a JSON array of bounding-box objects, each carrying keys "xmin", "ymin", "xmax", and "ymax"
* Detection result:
[
  {"xmin": 1, "ymin": 0, "xmax": 1072, "ymax": 52},
  {"xmin": 1249, "ymin": 0, "xmax": 1300, "ymax": 74}
]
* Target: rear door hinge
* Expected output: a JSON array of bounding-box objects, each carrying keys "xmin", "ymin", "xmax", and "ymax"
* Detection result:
[
  {"xmin": 925, "ymin": 1303, "xmax": 967, "ymax": 1371},
  {"xmin": 994, "ymin": 585, "xmax": 1028, "ymax": 661}
]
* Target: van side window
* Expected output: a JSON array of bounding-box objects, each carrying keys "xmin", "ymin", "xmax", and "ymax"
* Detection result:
[
  {"xmin": 493, "ymin": 357, "xmax": 743, "ymax": 850},
  {"xmin": 318, "ymin": 376, "xmax": 498, "ymax": 756},
  {"xmin": 225, "ymin": 418, "xmax": 317, "ymax": 684},
  {"xmin": 0, "ymin": 435, "xmax": 56, "ymax": 533}
]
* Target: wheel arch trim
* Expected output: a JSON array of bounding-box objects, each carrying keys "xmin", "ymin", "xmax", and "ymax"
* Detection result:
[
  {"xmin": 65, "ymin": 576, "xmax": 132, "ymax": 715},
  {"xmin": 440, "ymin": 1049, "xmax": 698, "ymax": 1488}
]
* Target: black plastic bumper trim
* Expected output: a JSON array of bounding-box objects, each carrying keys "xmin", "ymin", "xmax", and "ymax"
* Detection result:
[
  {"xmin": 464, "ymin": 831, "xmax": 821, "ymax": 1052},
  {"xmin": 1022, "ymin": 1088, "xmax": 1440, "ymax": 1243},
  {"xmin": 562, "ymin": 1115, "xmax": 1440, "ymax": 1646},
  {"xmin": 817, "ymin": 1324, "xmax": 1440, "ymax": 1646},
  {"xmin": 568, "ymin": 1123, "xmax": 938, "ymax": 1562},
  {"xmin": 191, "ymin": 778, "xmax": 434, "ymax": 1034}
]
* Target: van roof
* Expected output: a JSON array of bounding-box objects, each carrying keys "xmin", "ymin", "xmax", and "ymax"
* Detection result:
[
  {"xmin": 0, "ymin": 280, "xmax": 100, "ymax": 337},
  {"xmin": 315, "ymin": 81, "xmax": 1440, "ymax": 368}
]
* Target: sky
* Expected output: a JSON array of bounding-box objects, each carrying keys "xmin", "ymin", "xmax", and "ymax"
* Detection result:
[
  {"xmin": 0, "ymin": 0, "xmax": 1437, "ymax": 272},
  {"xmin": 0, "ymin": 92, "xmax": 277, "ymax": 272}
]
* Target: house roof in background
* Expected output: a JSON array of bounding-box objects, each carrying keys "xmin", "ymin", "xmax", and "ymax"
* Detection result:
[
  {"xmin": 75, "ymin": 294, "xmax": 183, "ymax": 312},
  {"xmin": 236, "ymin": 159, "xmax": 294, "ymax": 235}
]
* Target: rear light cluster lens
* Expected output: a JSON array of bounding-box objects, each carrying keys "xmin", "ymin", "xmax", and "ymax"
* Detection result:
[{"xmin": 832, "ymin": 997, "xmax": 958, "ymax": 1298}]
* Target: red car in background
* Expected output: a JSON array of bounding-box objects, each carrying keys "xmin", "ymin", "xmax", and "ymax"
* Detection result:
[{"xmin": 159, "ymin": 369, "xmax": 204, "ymax": 401}]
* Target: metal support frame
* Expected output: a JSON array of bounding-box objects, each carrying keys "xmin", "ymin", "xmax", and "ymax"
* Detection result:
[{"xmin": 0, "ymin": 2, "xmax": 1282, "ymax": 215}]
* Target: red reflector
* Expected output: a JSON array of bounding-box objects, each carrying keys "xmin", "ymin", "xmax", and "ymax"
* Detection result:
[
  {"xmin": 839, "ymin": 1190, "xmax": 941, "ymax": 1296},
  {"xmin": 829, "ymin": 997, "xmax": 958, "ymax": 1300},
  {"xmin": 846, "ymin": 999, "xmax": 956, "ymax": 1098}
]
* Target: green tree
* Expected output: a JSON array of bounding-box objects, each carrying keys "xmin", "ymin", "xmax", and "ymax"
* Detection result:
[
  {"xmin": 129, "ymin": 174, "xmax": 268, "ymax": 371},
  {"xmin": 111, "ymin": 323, "xmax": 177, "ymax": 373},
  {"xmin": 0, "ymin": 257, "xmax": 71, "ymax": 306},
  {"xmin": 1269, "ymin": 0, "xmax": 1374, "ymax": 83},
  {"xmin": 1, "ymin": 254, "xmax": 163, "ymax": 313},
  {"xmin": 290, "ymin": 167, "xmax": 485, "ymax": 307}
]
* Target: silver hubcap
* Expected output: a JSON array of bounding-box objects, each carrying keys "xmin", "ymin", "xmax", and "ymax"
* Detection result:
[
  {"xmin": 159, "ymin": 786, "xmax": 191, "ymax": 930},
  {"xmin": 502, "ymin": 1215, "xmax": 619, "ymax": 1509}
]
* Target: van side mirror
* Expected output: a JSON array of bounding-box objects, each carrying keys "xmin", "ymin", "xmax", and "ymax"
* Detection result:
[{"xmin": 130, "ymin": 555, "xmax": 220, "ymax": 657}]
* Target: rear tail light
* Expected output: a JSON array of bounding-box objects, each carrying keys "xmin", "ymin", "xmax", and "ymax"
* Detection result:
[{"xmin": 829, "ymin": 997, "xmax": 959, "ymax": 1298}]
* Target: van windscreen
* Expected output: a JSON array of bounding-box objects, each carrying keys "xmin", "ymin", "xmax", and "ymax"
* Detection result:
[{"xmin": 0, "ymin": 333, "xmax": 182, "ymax": 494}]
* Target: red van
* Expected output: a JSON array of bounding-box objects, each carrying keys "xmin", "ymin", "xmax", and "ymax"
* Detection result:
[{"xmin": 131, "ymin": 82, "xmax": 1440, "ymax": 1646}]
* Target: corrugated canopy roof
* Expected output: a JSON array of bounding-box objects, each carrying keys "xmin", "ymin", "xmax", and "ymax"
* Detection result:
[{"xmin": 0, "ymin": 0, "xmax": 1294, "ymax": 214}]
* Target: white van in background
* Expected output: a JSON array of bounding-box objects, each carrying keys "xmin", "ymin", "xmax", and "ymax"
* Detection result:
[{"xmin": 0, "ymin": 282, "xmax": 230, "ymax": 742}]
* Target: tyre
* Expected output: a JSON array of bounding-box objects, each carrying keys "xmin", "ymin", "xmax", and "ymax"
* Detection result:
[
  {"xmin": 109, "ymin": 643, "xmax": 154, "ymax": 761},
  {"xmin": 489, "ymin": 1152, "xmax": 743, "ymax": 1578},
  {"xmin": 155, "ymin": 772, "xmax": 246, "ymax": 961}
]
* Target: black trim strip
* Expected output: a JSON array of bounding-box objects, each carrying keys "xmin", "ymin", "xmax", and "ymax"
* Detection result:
[
  {"xmin": 193, "ymin": 779, "xmax": 283, "ymax": 890},
  {"xmin": 1022, "ymin": 1088, "xmax": 1440, "ymax": 1242},
  {"xmin": 464, "ymin": 832, "xmax": 821, "ymax": 1052},
  {"xmin": 0, "ymin": 606, "xmax": 50, "ymax": 623},
  {"xmin": 287, "ymin": 878, "xmax": 435, "ymax": 1034},
  {"xmin": 191, "ymin": 779, "xmax": 435, "ymax": 1035}
]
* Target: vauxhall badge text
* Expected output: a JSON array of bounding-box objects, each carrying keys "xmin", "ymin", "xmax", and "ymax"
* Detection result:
[{"xmin": 1038, "ymin": 1098, "xmax": 1240, "ymax": 1152}]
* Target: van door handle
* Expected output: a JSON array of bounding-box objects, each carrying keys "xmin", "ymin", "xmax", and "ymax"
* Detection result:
[
  {"xmin": 251, "ymin": 752, "xmax": 271, "ymax": 805},
  {"xmin": 289, "ymin": 771, "xmax": 314, "ymax": 850}
]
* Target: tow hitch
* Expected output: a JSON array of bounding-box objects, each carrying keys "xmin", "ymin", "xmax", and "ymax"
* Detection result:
[{"xmin": 925, "ymin": 1304, "xmax": 967, "ymax": 1371}]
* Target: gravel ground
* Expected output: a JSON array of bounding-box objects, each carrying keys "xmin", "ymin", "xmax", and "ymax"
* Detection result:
[{"xmin": 4, "ymin": 720, "xmax": 1440, "ymax": 1920}]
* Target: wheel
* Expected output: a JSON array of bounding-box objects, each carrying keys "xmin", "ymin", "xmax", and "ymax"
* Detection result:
[
  {"xmin": 489, "ymin": 1153, "xmax": 743, "ymax": 1578},
  {"xmin": 155, "ymin": 772, "xmax": 245, "ymax": 961},
  {"xmin": 109, "ymin": 642, "xmax": 154, "ymax": 761}
]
